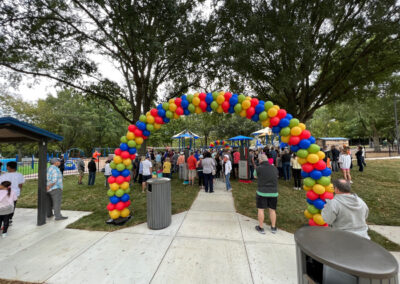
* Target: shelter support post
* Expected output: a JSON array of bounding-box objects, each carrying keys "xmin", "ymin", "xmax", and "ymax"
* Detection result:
[{"xmin": 37, "ymin": 138, "xmax": 47, "ymax": 226}]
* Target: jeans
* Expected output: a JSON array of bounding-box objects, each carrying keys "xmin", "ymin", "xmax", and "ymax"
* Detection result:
[
  {"xmin": 331, "ymin": 161, "xmax": 339, "ymax": 172},
  {"xmin": 47, "ymin": 188, "xmax": 63, "ymax": 218},
  {"xmin": 357, "ymin": 158, "xmax": 364, "ymax": 172},
  {"xmin": 88, "ymin": 172, "xmax": 96, "ymax": 185},
  {"xmin": 9, "ymin": 200, "xmax": 17, "ymax": 220},
  {"xmin": 105, "ymin": 175, "xmax": 110, "ymax": 188},
  {"xmin": 198, "ymin": 171, "xmax": 204, "ymax": 186},
  {"xmin": 203, "ymin": 173, "xmax": 214, "ymax": 192},
  {"xmin": 249, "ymin": 165, "xmax": 254, "ymax": 179},
  {"xmin": 282, "ymin": 162, "xmax": 291, "ymax": 180},
  {"xmin": 0, "ymin": 214, "xmax": 10, "ymax": 233},
  {"xmin": 225, "ymin": 173, "xmax": 231, "ymax": 190},
  {"xmin": 292, "ymin": 168, "xmax": 302, "ymax": 188}
]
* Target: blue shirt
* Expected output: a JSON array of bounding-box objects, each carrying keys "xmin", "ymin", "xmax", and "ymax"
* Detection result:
[
  {"xmin": 155, "ymin": 154, "xmax": 162, "ymax": 163},
  {"xmin": 47, "ymin": 165, "xmax": 63, "ymax": 191}
]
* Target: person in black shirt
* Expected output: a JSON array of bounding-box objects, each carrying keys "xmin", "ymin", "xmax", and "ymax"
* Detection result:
[
  {"xmin": 355, "ymin": 146, "xmax": 364, "ymax": 172},
  {"xmin": 281, "ymin": 149, "xmax": 292, "ymax": 181},
  {"xmin": 88, "ymin": 157, "xmax": 97, "ymax": 186},
  {"xmin": 58, "ymin": 157, "xmax": 65, "ymax": 176},
  {"xmin": 331, "ymin": 145, "xmax": 340, "ymax": 172}
]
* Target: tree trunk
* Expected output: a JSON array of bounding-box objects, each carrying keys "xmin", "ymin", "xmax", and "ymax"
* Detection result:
[{"xmin": 371, "ymin": 125, "xmax": 381, "ymax": 152}]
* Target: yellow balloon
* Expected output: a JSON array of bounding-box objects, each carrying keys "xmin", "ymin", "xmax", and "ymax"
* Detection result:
[
  {"xmin": 126, "ymin": 131, "xmax": 135, "ymax": 140},
  {"xmin": 109, "ymin": 209, "xmax": 121, "ymax": 219},
  {"xmin": 246, "ymin": 96, "xmax": 252, "ymax": 101},
  {"xmin": 216, "ymin": 95, "xmax": 225, "ymax": 105},
  {"xmin": 195, "ymin": 107, "xmax": 202, "ymax": 114},
  {"xmin": 313, "ymin": 184, "xmax": 326, "ymax": 195},
  {"xmin": 304, "ymin": 209, "xmax": 313, "ymax": 219},
  {"xmin": 307, "ymin": 153, "xmax": 319, "ymax": 164},
  {"xmin": 290, "ymin": 126, "xmax": 302, "ymax": 136},
  {"xmin": 298, "ymin": 123, "xmax": 306, "ymax": 131},
  {"xmin": 242, "ymin": 100, "xmax": 251, "ymax": 110},
  {"xmin": 123, "ymin": 159, "xmax": 132, "ymax": 166},
  {"xmin": 192, "ymin": 97, "xmax": 200, "ymax": 106},
  {"xmin": 273, "ymin": 105, "xmax": 280, "ymax": 110},
  {"xmin": 239, "ymin": 109, "xmax": 247, "ymax": 117},
  {"xmin": 267, "ymin": 107, "xmax": 278, "ymax": 117},
  {"xmin": 146, "ymin": 115, "xmax": 155, "ymax": 124},
  {"xmin": 325, "ymin": 183, "xmax": 334, "ymax": 193},
  {"xmin": 146, "ymin": 111, "xmax": 150, "ymax": 116},
  {"xmin": 168, "ymin": 98, "xmax": 175, "ymax": 104},
  {"xmin": 261, "ymin": 119, "xmax": 270, "ymax": 127},
  {"xmin": 194, "ymin": 92, "xmax": 199, "ymax": 97},
  {"xmin": 135, "ymin": 137, "xmax": 143, "ymax": 145},
  {"xmin": 173, "ymin": 112, "xmax": 180, "ymax": 119},
  {"xmin": 110, "ymin": 183, "xmax": 119, "ymax": 191},
  {"xmin": 298, "ymin": 157, "xmax": 307, "ymax": 165},
  {"xmin": 154, "ymin": 123, "xmax": 161, "ymax": 130},
  {"xmin": 120, "ymin": 182, "xmax": 130, "ymax": 190},
  {"xmin": 217, "ymin": 105, "xmax": 224, "ymax": 113},
  {"xmin": 317, "ymin": 151, "xmax": 325, "ymax": 160},
  {"xmin": 120, "ymin": 208, "xmax": 130, "ymax": 218},
  {"xmin": 313, "ymin": 214, "xmax": 326, "ymax": 225},
  {"xmin": 169, "ymin": 103, "xmax": 177, "ymax": 112},
  {"xmin": 113, "ymin": 155, "xmax": 122, "ymax": 164},
  {"xmin": 281, "ymin": 135, "xmax": 290, "ymax": 143},
  {"xmin": 303, "ymin": 185, "xmax": 312, "ymax": 191},
  {"xmin": 218, "ymin": 91, "xmax": 225, "ymax": 96}
]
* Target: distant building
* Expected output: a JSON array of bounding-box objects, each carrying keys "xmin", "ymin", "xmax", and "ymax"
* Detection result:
[{"xmin": 316, "ymin": 137, "xmax": 349, "ymax": 148}]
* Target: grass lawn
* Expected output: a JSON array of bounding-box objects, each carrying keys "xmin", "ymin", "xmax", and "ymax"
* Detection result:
[
  {"xmin": 232, "ymin": 159, "xmax": 400, "ymax": 251},
  {"xmin": 17, "ymin": 173, "xmax": 198, "ymax": 231}
]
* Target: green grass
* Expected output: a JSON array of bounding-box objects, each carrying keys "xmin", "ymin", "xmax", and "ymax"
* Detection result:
[
  {"xmin": 18, "ymin": 173, "xmax": 199, "ymax": 231},
  {"xmin": 232, "ymin": 159, "xmax": 400, "ymax": 251}
]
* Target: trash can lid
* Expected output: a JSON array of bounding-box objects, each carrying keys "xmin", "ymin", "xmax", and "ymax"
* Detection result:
[
  {"xmin": 147, "ymin": 178, "xmax": 171, "ymax": 184},
  {"xmin": 294, "ymin": 226, "xmax": 399, "ymax": 278}
]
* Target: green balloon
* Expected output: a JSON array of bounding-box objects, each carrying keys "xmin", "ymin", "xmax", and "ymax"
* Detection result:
[
  {"xmin": 124, "ymin": 187, "xmax": 131, "ymax": 194},
  {"xmin": 211, "ymin": 101, "xmax": 218, "ymax": 110},
  {"xmin": 280, "ymin": 127, "xmax": 291, "ymax": 137},
  {"xmin": 304, "ymin": 177, "xmax": 316, "ymax": 187},
  {"xmin": 308, "ymin": 144, "xmax": 320, "ymax": 154},
  {"xmin": 307, "ymin": 204, "xmax": 319, "ymax": 214},
  {"xmin": 264, "ymin": 101, "xmax": 274, "ymax": 111},
  {"xmin": 297, "ymin": 149, "xmax": 308, "ymax": 158},
  {"xmin": 259, "ymin": 111, "xmax": 267, "ymax": 120},
  {"xmin": 116, "ymin": 163, "xmax": 125, "ymax": 171},
  {"xmin": 139, "ymin": 114, "xmax": 147, "ymax": 122},
  {"xmin": 120, "ymin": 136, "xmax": 128, "ymax": 143},
  {"xmin": 128, "ymin": 140, "xmax": 136, "ymax": 148},
  {"xmin": 318, "ymin": 176, "xmax": 331, "ymax": 186},
  {"xmin": 116, "ymin": 189, "xmax": 124, "ymax": 197},
  {"xmin": 126, "ymin": 164, "xmax": 133, "ymax": 170},
  {"xmin": 110, "ymin": 162, "xmax": 116, "ymax": 169},
  {"xmin": 188, "ymin": 104, "xmax": 195, "ymax": 113},
  {"xmin": 186, "ymin": 94, "xmax": 194, "ymax": 103},
  {"xmin": 166, "ymin": 110, "xmax": 173, "ymax": 118},
  {"xmin": 162, "ymin": 102, "xmax": 169, "ymax": 110},
  {"xmin": 289, "ymin": 118, "xmax": 300, "ymax": 128},
  {"xmin": 212, "ymin": 92, "xmax": 219, "ymax": 100},
  {"xmin": 146, "ymin": 124, "xmax": 154, "ymax": 132},
  {"xmin": 238, "ymin": 94, "xmax": 246, "ymax": 103},
  {"xmin": 107, "ymin": 189, "xmax": 115, "ymax": 197}
]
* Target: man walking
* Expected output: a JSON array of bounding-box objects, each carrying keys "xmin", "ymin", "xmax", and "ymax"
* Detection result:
[
  {"xmin": 187, "ymin": 152, "xmax": 197, "ymax": 186},
  {"xmin": 46, "ymin": 158, "xmax": 67, "ymax": 220},
  {"xmin": 255, "ymin": 154, "xmax": 279, "ymax": 234},
  {"xmin": 141, "ymin": 155, "xmax": 153, "ymax": 193},
  {"xmin": 88, "ymin": 157, "xmax": 97, "ymax": 186},
  {"xmin": 77, "ymin": 156, "xmax": 85, "ymax": 185}
]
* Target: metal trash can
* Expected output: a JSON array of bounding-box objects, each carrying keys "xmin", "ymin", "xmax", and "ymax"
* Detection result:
[
  {"xmin": 147, "ymin": 178, "xmax": 171, "ymax": 230},
  {"xmin": 179, "ymin": 163, "xmax": 188, "ymax": 180},
  {"xmin": 295, "ymin": 226, "xmax": 398, "ymax": 284}
]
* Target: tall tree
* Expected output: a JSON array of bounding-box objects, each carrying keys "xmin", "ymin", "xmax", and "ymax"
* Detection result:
[
  {"xmin": 0, "ymin": 0, "xmax": 213, "ymax": 123},
  {"xmin": 214, "ymin": 0, "xmax": 400, "ymax": 121}
]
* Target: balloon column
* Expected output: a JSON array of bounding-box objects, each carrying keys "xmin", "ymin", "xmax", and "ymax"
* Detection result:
[
  {"xmin": 108, "ymin": 92, "xmax": 332, "ymax": 226},
  {"xmin": 209, "ymin": 140, "xmax": 229, "ymax": 148}
]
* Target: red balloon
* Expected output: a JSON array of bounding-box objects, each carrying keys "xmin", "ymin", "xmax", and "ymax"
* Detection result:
[
  {"xmin": 134, "ymin": 129, "xmax": 143, "ymax": 137},
  {"xmin": 128, "ymin": 124, "xmax": 136, "ymax": 132},
  {"xmin": 302, "ymin": 163, "xmax": 314, "ymax": 173},
  {"xmin": 124, "ymin": 200, "xmax": 131, "ymax": 207},
  {"xmin": 108, "ymin": 176, "xmax": 116, "ymax": 184},
  {"xmin": 155, "ymin": 116, "xmax": 163, "ymax": 124},
  {"xmin": 320, "ymin": 192, "xmax": 334, "ymax": 201},
  {"xmin": 114, "ymin": 148, "xmax": 122, "ymax": 156},
  {"xmin": 175, "ymin": 97, "xmax": 182, "ymax": 106},
  {"xmin": 199, "ymin": 92, "xmax": 206, "ymax": 101},
  {"xmin": 150, "ymin": 108, "xmax": 158, "ymax": 117},
  {"xmin": 125, "ymin": 175, "xmax": 131, "ymax": 182},
  {"xmin": 314, "ymin": 160, "xmax": 327, "ymax": 171},
  {"xmin": 289, "ymin": 136, "xmax": 300, "ymax": 145},
  {"xmin": 224, "ymin": 92, "xmax": 232, "ymax": 101},
  {"xmin": 309, "ymin": 219, "xmax": 317, "ymax": 226},
  {"xmin": 277, "ymin": 109, "xmax": 287, "ymax": 119},
  {"xmin": 222, "ymin": 101, "xmax": 230, "ymax": 111},
  {"xmin": 121, "ymin": 151, "xmax": 130, "ymax": 160},
  {"xmin": 130, "ymin": 154, "xmax": 136, "ymax": 160},
  {"xmin": 306, "ymin": 190, "xmax": 319, "ymax": 200},
  {"xmin": 199, "ymin": 101, "xmax": 207, "ymax": 111},
  {"xmin": 176, "ymin": 107, "xmax": 184, "ymax": 115},
  {"xmin": 143, "ymin": 135, "xmax": 148, "ymax": 140},
  {"xmin": 321, "ymin": 223, "xmax": 329, "ymax": 227},
  {"xmin": 270, "ymin": 116, "xmax": 280, "ymax": 126},
  {"xmin": 116, "ymin": 176, "xmax": 125, "ymax": 184},
  {"xmin": 250, "ymin": 98, "xmax": 259, "ymax": 107},
  {"xmin": 246, "ymin": 106, "xmax": 255, "ymax": 117},
  {"xmin": 115, "ymin": 201, "xmax": 125, "ymax": 211},
  {"xmin": 300, "ymin": 130, "xmax": 311, "ymax": 140},
  {"xmin": 107, "ymin": 203, "xmax": 115, "ymax": 211}
]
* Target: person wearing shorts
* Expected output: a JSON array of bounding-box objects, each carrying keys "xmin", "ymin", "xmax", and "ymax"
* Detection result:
[
  {"xmin": 339, "ymin": 147, "xmax": 352, "ymax": 183},
  {"xmin": 141, "ymin": 156, "xmax": 153, "ymax": 193},
  {"xmin": 187, "ymin": 152, "xmax": 197, "ymax": 186},
  {"xmin": 255, "ymin": 154, "xmax": 279, "ymax": 234}
]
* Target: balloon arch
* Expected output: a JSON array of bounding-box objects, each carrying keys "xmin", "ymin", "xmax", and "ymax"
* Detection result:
[{"xmin": 106, "ymin": 91, "xmax": 334, "ymax": 226}]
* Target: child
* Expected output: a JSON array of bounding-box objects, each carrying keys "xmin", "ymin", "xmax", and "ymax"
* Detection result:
[
  {"xmin": 0, "ymin": 181, "xmax": 17, "ymax": 238},
  {"xmin": 163, "ymin": 157, "xmax": 172, "ymax": 179}
]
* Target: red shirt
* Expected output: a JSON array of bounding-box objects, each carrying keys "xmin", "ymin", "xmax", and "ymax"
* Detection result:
[
  {"xmin": 233, "ymin": 152, "xmax": 240, "ymax": 164},
  {"xmin": 187, "ymin": 155, "xmax": 197, "ymax": 170}
]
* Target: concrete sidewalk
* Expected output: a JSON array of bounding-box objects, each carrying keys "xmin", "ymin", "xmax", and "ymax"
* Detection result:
[{"xmin": 0, "ymin": 180, "xmax": 297, "ymax": 284}]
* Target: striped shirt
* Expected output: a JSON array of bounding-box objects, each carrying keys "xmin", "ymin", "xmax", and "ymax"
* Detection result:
[{"xmin": 47, "ymin": 165, "xmax": 63, "ymax": 191}]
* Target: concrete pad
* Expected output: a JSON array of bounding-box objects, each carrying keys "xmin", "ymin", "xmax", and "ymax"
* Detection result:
[
  {"xmin": 0, "ymin": 229, "xmax": 106, "ymax": 283},
  {"xmin": 190, "ymin": 193, "xmax": 235, "ymax": 212},
  {"xmin": 177, "ymin": 211, "xmax": 242, "ymax": 241},
  {"xmin": 390, "ymin": 252, "xmax": 400, "ymax": 279},
  {"xmin": 151, "ymin": 237, "xmax": 253, "ymax": 284},
  {"xmin": 369, "ymin": 225, "xmax": 400, "ymax": 245},
  {"xmin": 237, "ymin": 214, "xmax": 295, "ymax": 245},
  {"xmin": 246, "ymin": 242, "xmax": 297, "ymax": 284},
  {"xmin": 116, "ymin": 211, "xmax": 187, "ymax": 236},
  {"xmin": 46, "ymin": 232, "xmax": 173, "ymax": 284}
]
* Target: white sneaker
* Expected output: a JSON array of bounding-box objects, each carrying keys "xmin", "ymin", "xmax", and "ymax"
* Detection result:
[
  {"xmin": 349, "ymin": 181, "xmax": 353, "ymax": 184},
  {"xmin": 2, "ymin": 233, "xmax": 7, "ymax": 238}
]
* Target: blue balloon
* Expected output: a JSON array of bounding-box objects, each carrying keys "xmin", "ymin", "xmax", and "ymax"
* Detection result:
[
  {"xmin": 278, "ymin": 118, "xmax": 290, "ymax": 128},
  {"xmin": 184, "ymin": 109, "xmax": 190, "ymax": 115},
  {"xmin": 111, "ymin": 169, "xmax": 121, "ymax": 177},
  {"xmin": 137, "ymin": 122, "xmax": 146, "ymax": 131},
  {"xmin": 157, "ymin": 104, "xmax": 163, "ymax": 110},
  {"xmin": 313, "ymin": 199, "xmax": 325, "ymax": 210},
  {"xmin": 129, "ymin": 148, "xmax": 137, "ymax": 155},
  {"xmin": 259, "ymin": 100, "xmax": 265, "ymax": 106},
  {"xmin": 181, "ymin": 99, "xmax": 189, "ymax": 108},
  {"xmin": 291, "ymin": 145, "xmax": 300, "ymax": 152},
  {"xmin": 229, "ymin": 97, "xmax": 238, "ymax": 106},
  {"xmin": 280, "ymin": 142, "xmax": 288, "ymax": 148},
  {"xmin": 206, "ymin": 95, "xmax": 214, "ymax": 104},
  {"xmin": 321, "ymin": 168, "xmax": 332, "ymax": 176},
  {"xmin": 285, "ymin": 114, "xmax": 293, "ymax": 120},
  {"xmin": 121, "ymin": 193, "xmax": 130, "ymax": 202},
  {"xmin": 306, "ymin": 198, "xmax": 314, "ymax": 205},
  {"xmin": 157, "ymin": 109, "xmax": 166, "ymax": 117},
  {"xmin": 163, "ymin": 117, "xmax": 170, "ymax": 123},
  {"xmin": 110, "ymin": 196, "xmax": 119, "ymax": 204},
  {"xmin": 310, "ymin": 170, "xmax": 322, "ymax": 180},
  {"xmin": 142, "ymin": 130, "xmax": 150, "ymax": 137},
  {"xmin": 309, "ymin": 136, "xmax": 316, "ymax": 144},
  {"xmin": 121, "ymin": 169, "xmax": 130, "ymax": 177},
  {"xmin": 255, "ymin": 104, "xmax": 264, "ymax": 114},
  {"xmin": 229, "ymin": 106, "xmax": 235, "ymax": 114},
  {"xmin": 272, "ymin": 126, "xmax": 281, "ymax": 134},
  {"xmin": 301, "ymin": 171, "xmax": 309, "ymax": 178},
  {"xmin": 252, "ymin": 114, "xmax": 259, "ymax": 122},
  {"xmin": 299, "ymin": 139, "xmax": 311, "ymax": 149},
  {"xmin": 120, "ymin": 143, "xmax": 129, "ymax": 151},
  {"xmin": 181, "ymin": 94, "xmax": 187, "ymax": 100}
]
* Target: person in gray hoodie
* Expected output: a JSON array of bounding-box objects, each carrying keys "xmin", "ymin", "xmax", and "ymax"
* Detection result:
[{"xmin": 321, "ymin": 179, "xmax": 369, "ymax": 239}]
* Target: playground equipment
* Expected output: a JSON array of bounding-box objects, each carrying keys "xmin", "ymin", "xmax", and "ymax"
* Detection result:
[{"xmin": 172, "ymin": 130, "xmax": 201, "ymax": 150}]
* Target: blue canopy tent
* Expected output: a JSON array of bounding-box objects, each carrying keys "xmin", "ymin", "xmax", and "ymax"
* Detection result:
[
  {"xmin": 172, "ymin": 130, "xmax": 201, "ymax": 150},
  {"xmin": 228, "ymin": 135, "xmax": 253, "ymax": 148}
]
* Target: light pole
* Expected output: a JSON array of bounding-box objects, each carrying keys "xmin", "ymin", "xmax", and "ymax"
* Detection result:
[{"xmin": 394, "ymin": 94, "xmax": 400, "ymax": 154}]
